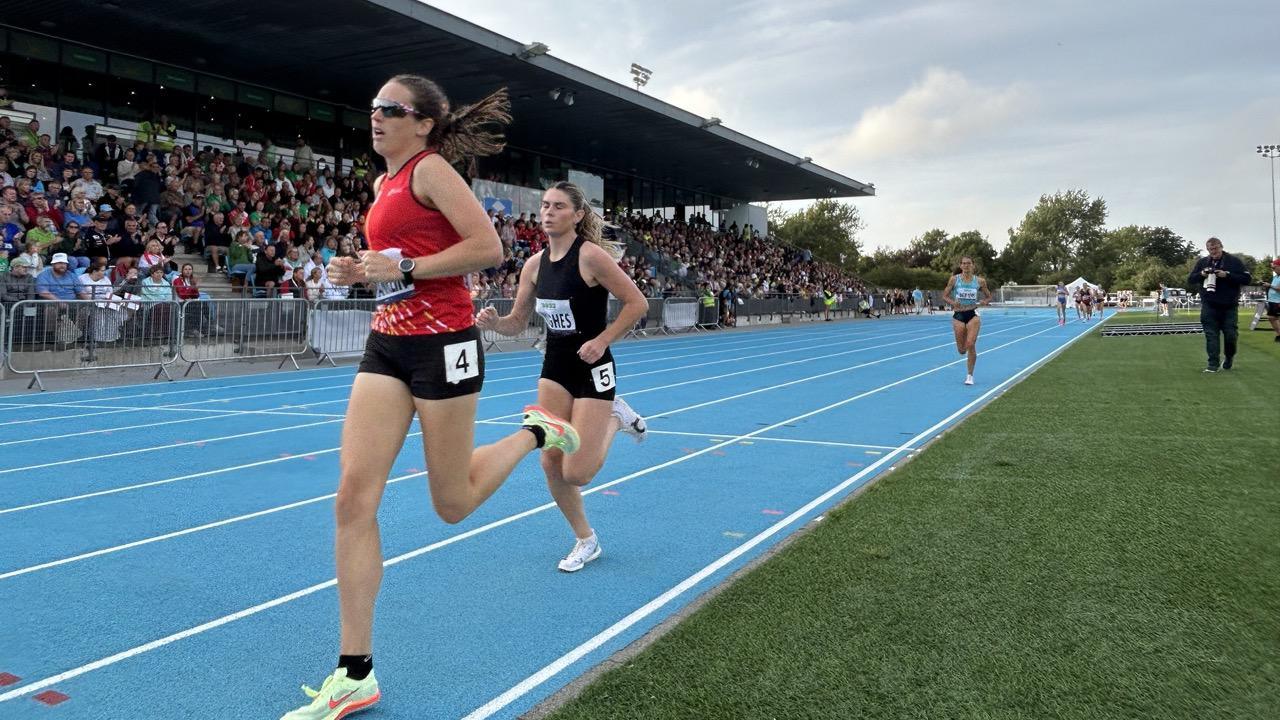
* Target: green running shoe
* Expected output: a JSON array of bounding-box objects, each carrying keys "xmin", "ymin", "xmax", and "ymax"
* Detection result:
[
  {"xmin": 522, "ymin": 405, "xmax": 580, "ymax": 454},
  {"xmin": 280, "ymin": 667, "xmax": 380, "ymax": 720}
]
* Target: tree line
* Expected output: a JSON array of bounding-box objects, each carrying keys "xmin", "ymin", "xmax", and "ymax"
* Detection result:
[{"xmin": 769, "ymin": 191, "xmax": 1275, "ymax": 293}]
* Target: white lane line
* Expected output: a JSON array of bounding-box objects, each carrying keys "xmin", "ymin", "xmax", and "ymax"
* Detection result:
[
  {"xmin": 0, "ymin": 322, "xmax": 942, "ymax": 456},
  {"xmin": 0, "ymin": 368, "xmax": 359, "ymax": 408},
  {"xmin": 459, "ymin": 318, "xmax": 1097, "ymax": 719},
  {"xmin": 0, "ymin": 419, "xmax": 342, "ymax": 475},
  {"xmin": 0, "ymin": 471, "xmax": 428, "ymax": 580},
  {"xmin": 0, "ymin": 323, "xmax": 902, "ymax": 427},
  {"xmin": 0, "ymin": 317, "xmax": 1074, "ymax": 704},
  {"xmin": 480, "ymin": 422, "xmax": 905, "ymax": 450},
  {"xmin": 0, "ymin": 382, "xmax": 359, "ymax": 427},
  {"xmin": 0, "ymin": 321, "xmax": 857, "ymax": 410},
  {"xmin": 4, "ymin": 337, "xmax": 967, "ymax": 574},
  {"xmin": 0, "ymin": 319, "xmax": 1039, "ymax": 510},
  {"xmin": 477, "ymin": 318, "xmax": 1045, "ymax": 422}
]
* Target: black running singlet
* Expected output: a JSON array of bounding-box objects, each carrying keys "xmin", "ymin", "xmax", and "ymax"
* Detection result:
[{"xmin": 534, "ymin": 236, "xmax": 607, "ymax": 350}]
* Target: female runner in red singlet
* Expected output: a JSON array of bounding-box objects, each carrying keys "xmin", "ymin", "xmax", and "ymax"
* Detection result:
[{"xmin": 281, "ymin": 75, "xmax": 579, "ymax": 720}]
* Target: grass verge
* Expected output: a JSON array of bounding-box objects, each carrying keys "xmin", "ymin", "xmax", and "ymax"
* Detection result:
[{"xmin": 547, "ymin": 317, "xmax": 1280, "ymax": 720}]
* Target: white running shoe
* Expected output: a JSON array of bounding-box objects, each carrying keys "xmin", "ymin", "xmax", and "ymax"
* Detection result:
[
  {"xmin": 964, "ymin": 374, "xmax": 974, "ymax": 386},
  {"xmin": 558, "ymin": 533, "xmax": 602, "ymax": 572},
  {"xmin": 611, "ymin": 396, "xmax": 647, "ymax": 444}
]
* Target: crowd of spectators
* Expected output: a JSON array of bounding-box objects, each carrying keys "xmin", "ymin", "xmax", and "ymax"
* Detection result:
[
  {"xmin": 5, "ymin": 109, "xmax": 868, "ymax": 321},
  {"xmin": 616, "ymin": 212, "xmax": 867, "ymax": 299},
  {"xmin": 2, "ymin": 111, "xmax": 377, "ymax": 306}
]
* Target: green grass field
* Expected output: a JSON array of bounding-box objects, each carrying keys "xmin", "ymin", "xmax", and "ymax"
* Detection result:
[{"xmin": 548, "ymin": 313, "xmax": 1280, "ymax": 720}]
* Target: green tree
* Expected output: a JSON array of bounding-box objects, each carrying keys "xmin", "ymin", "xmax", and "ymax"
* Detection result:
[
  {"xmin": 770, "ymin": 199, "xmax": 865, "ymax": 269},
  {"xmin": 933, "ymin": 230, "xmax": 998, "ymax": 281},
  {"xmin": 1002, "ymin": 189, "xmax": 1108, "ymax": 283},
  {"xmin": 903, "ymin": 228, "xmax": 949, "ymax": 268},
  {"xmin": 1135, "ymin": 226, "xmax": 1196, "ymax": 266}
]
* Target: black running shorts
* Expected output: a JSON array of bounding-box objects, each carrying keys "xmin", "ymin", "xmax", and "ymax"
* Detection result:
[
  {"xmin": 1268, "ymin": 302, "xmax": 1280, "ymax": 318},
  {"xmin": 358, "ymin": 326, "xmax": 484, "ymax": 400},
  {"xmin": 540, "ymin": 342, "xmax": 617, "ymax": 401},
  {"xmin": 952, "ymin": 309, "xmax": 978, "ymax": 324}
]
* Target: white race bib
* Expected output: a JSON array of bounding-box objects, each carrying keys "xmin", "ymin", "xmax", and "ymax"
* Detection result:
[
  {"xmin": 536, "ymin": 297, "xmax": 577, "ymax": 334},
  {"xmin": 443, "ymin": 340, "xmax": 480, "ymax": 385},
  {"xmin": 591, "ymin": 362, "xmax": 616, "ymax": 393},
  {"xmin": 955, "ymin": 286, "xmax": 978, "ymax": 303},
  {"xmin": 374, "ymin": 248, "xmax": 415, "ymax": 304}
]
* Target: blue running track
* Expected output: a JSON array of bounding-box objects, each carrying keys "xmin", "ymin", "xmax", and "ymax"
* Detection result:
[{"xmin": 0, "ymin": 309, "xmax": 1096, "ymax": 718}]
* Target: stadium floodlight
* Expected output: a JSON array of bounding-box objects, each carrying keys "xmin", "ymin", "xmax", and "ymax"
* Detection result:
[
  {"xmin": 699, "ymin": 117, "xmax": 721, "ymax": 129},
  {"xmin": 548, "ymin": 87, "xmax": 563, "ymax": 101},
  {"xmin": 518, "ymin": 42, "xmax": 550, "ymax": 59},
  {"xmin": 630, "ymin": 63, "xmax": 653, "ymax": 91},
  {"xmin": 795, "ymin": 156, "xmax": 812, "ymax": 165},
  {"xmin": 745, "ymin": 157, "xmax": 760, "ymax": 169},
  {"xmin": 1257, "ymin": 143, "xmax": 1280, "ymax": 257},
  {"xmin": 563, "ymin": 91, "xmax": 575, "ymax": 107}
]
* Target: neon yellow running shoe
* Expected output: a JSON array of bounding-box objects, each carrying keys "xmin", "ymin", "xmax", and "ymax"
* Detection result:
[
  {"xmin": 280, "ymin": 667, "xmax": 380, "ymax": 720},
  {"xmin": 522, "ymin": 405, "xmax": 580, "ymax": 454}
]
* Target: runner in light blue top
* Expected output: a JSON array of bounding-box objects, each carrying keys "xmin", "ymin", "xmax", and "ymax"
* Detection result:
[
  {"xmin": 941, "ymin": 256, "xmax": 992, "ymax": 386},
  {"xmin": 1055, "ymin": 283, "xmax": 1068, "ymax": 325},
  {"xmin": 1265, "ymin": 258, "xmax": 1280, "ymax": 341}
]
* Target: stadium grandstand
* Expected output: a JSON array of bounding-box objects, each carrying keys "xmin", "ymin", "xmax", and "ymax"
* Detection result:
[{"xmin": 0, "ymin": 0, "xmax": 873, "ymax": 309}]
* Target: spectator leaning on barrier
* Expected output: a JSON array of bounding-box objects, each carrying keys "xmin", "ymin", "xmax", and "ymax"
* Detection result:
[
  {"xmin": 140, "ymin": 263, "xmax": 173, "ymax": 302},
  {"xmin": 78, "ymin": 258, "xmax": 114, "ymax": 300},
  {"xmin": 1187, "ymin": 236, "xmax": 1251, "ymax": 372},
  {"xmin": 2, "ymin": 254, "xmax": 37, "ymax": 303},
  {"xmin": 36, "ymin": 253, "xmax": 84, "ymax": 301}
]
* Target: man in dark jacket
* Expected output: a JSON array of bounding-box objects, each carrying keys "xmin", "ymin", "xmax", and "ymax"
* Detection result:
[
  {"xmin": 1187, "ymin": 236, "xmax": 1252, "ymax": 372},
  {"xmin": 130, "ymin": 159, "xmax": 164, "ymax": 225}
]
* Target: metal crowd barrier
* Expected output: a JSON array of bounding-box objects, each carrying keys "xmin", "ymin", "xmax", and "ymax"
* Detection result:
[
  {"xmin": 178, "ymin": 297, "xmax": 310, "ymax": 377},
  {"xmin": 473, "ymin": 297, "xmax": 545, "ymax": 351},
  {"xmin": 606, "ymin": 297, "xmax": 666, "ymax": 338},
  {"xmin": 5, "ymin": 298, "xmax": 181, "ymax": 390},
  {"xmin": 661, "ymin": 297, "xmax": 701, "ymax": 333},
  {"xmin": 309, "ymin": 298, "xmax": 377, "ymax": 365}
]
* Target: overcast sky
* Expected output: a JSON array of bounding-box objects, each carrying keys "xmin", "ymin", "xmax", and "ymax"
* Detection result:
[{"xmin": 427, "ymin": 0, "xmax": 1279, "ymax": 260}]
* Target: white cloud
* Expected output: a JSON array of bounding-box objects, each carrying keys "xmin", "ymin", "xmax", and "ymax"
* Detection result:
[
  {"xmin": 827, "ymin": 67, "xmax": 1029, "ymax": 163},
  {"xmin": 663, "ymin": 85, "xmax": 724, "ymax": 120}
]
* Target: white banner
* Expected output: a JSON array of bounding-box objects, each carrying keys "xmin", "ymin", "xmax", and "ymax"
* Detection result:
[
  {"xmin": 470, "ymin": 179, "xmax": 545, "ymax": 218},
  {"xmin": 661, "ymin": 299, "xmax": 699, "ymax": 332},
  {"xmin": 308, "ymin": 309, "xmax": 372, "ymax": 355}
]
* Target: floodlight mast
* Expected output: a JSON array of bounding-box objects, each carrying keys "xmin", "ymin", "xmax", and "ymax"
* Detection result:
[{"xmin": 630, "ymin": 62, "xmax": 653, "ymax": 91}]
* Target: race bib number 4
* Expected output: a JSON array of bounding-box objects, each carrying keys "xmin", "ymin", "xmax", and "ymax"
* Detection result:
[
  {"xmin": 591, "ymin": 362, "xmax": 616, "ymax": 393},
  {"xmin": 536, "ymin": 297, "xmax": 577, "ymax": 333},
  {"xmin": 443, "ymin": 340, "xmax": 480, "ymax": 385}
]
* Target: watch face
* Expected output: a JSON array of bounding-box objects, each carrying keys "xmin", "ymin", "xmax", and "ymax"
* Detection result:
[{"xmin": 398, "ymin": 258, "xmax": 414, "ymax": 272}]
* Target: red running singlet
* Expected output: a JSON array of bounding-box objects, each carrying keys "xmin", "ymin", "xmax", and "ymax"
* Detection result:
[{"xmin": 363, "ymin": 148, "xmax": 474, "ymax": 335}]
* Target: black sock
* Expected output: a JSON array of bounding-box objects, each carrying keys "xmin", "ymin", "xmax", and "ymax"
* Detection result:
[
  {"xmin": 338, "ymin": 654, "xmax": 373, "ymax": 681},
  {"xmin": 523, "ymin": 424, "xmax": 546, "ymax": 448}
]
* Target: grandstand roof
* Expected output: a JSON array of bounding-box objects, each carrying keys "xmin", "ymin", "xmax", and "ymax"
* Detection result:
[{"xmin": 2, "ymin": 0, "xmax": 873, "ymax": 203}]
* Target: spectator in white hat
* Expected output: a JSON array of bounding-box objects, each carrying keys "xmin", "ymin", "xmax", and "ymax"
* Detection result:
[{"xmin": 36, "ymin": 253, "xmax": 87, "ymax": 332}]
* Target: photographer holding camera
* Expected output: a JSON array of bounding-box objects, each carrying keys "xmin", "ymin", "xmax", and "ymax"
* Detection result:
[{"xmin": 1187, "ymin": 237, "xmax": 1252, "ymax": 372}]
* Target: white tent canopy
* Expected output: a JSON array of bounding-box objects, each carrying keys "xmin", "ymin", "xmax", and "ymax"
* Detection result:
[{"xmin": 1065, "ymin": 277, "xmax": 1101, "ymax": 294}]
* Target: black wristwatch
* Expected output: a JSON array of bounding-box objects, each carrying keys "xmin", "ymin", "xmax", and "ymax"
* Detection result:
[{"xmin": 398, "ymin": 257, "xmax": 416, "ymax": 284}]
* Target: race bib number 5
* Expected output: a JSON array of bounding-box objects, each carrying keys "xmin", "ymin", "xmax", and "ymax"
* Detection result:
[
  {"xmin": 591, "ymin": 362, "xmax": 616, "ymax": 393},
  {"xmin": 443, "ymin": 340, "xmax": 480, "ymax": 385}
]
